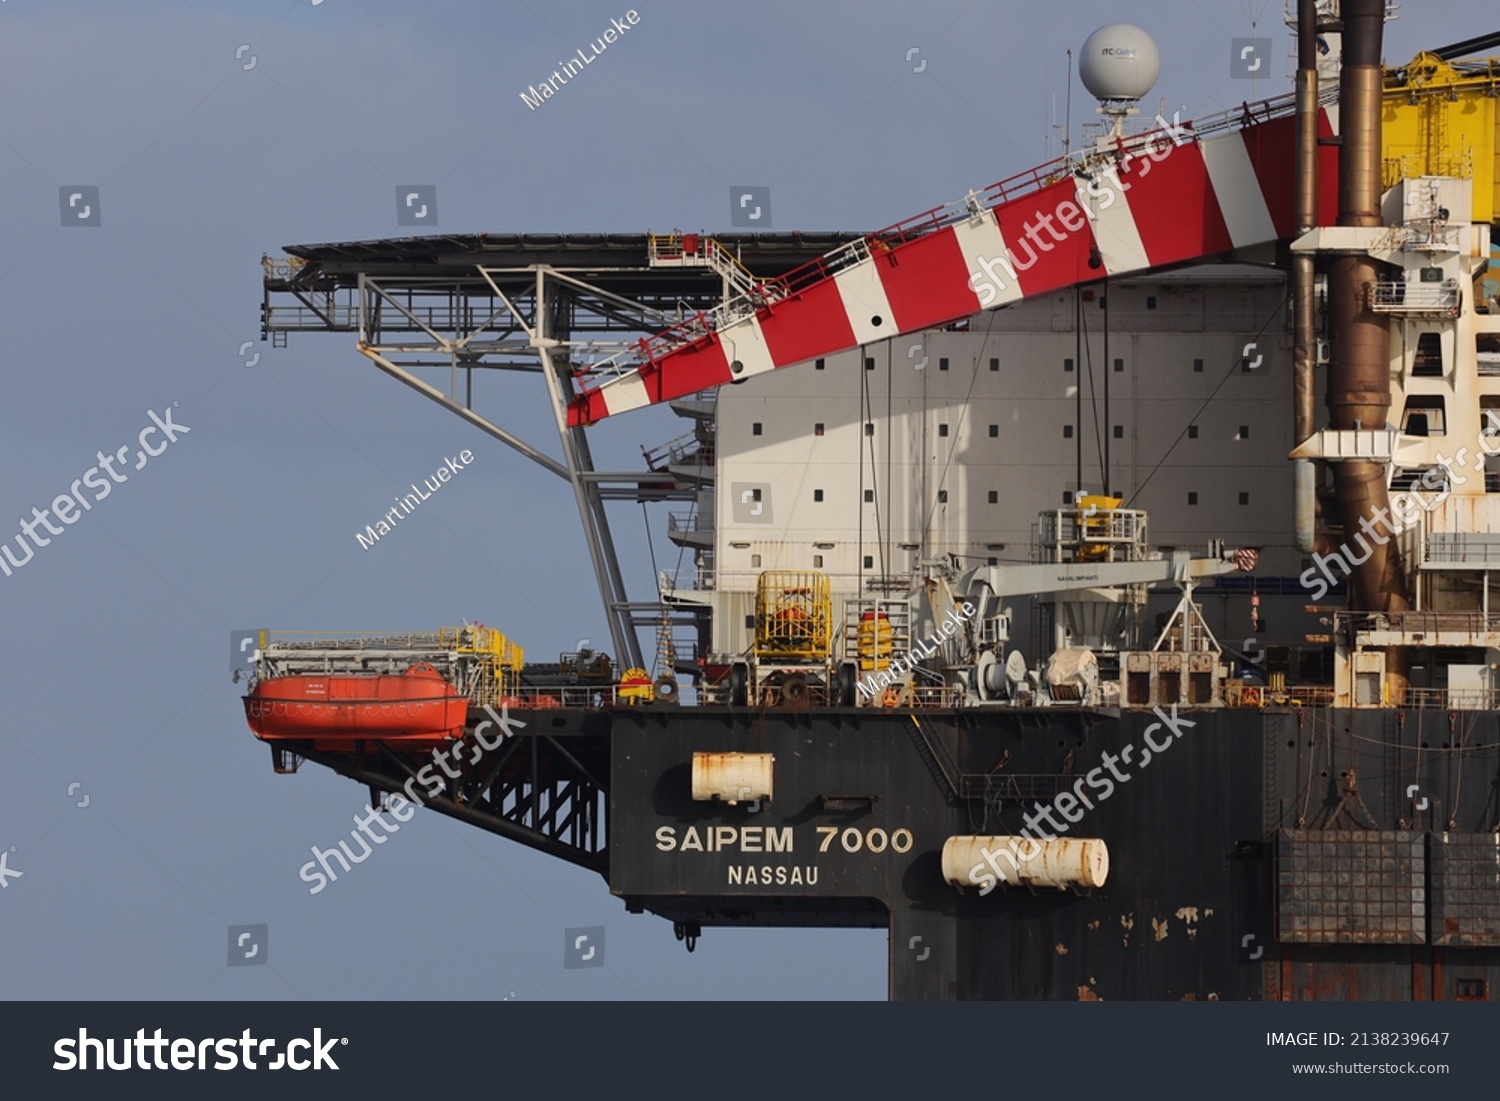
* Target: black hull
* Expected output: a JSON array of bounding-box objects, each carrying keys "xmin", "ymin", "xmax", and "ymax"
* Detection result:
[
  {"xmin": 292, "ymin": 703, "xmax": 1500, "ymax": 1000},
  {"xmin": 606, "ymin": 705, "xmax": 1500, "ymax": 1000}
]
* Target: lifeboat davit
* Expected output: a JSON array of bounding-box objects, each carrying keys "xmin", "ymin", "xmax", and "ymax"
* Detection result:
[{"xmin": 244, "ymin": 663, "xmax": 468, "ymax": 750}]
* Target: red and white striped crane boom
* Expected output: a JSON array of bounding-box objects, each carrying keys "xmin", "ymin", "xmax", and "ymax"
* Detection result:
[{"xmin": 566, "ymin": 95, "xmax": 1339, "ymax": 428}]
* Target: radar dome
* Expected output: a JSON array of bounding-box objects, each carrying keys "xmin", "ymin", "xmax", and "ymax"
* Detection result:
[{"xmin": 1079, "ymin": 24, "xmax": 1160, "ymax": 104}]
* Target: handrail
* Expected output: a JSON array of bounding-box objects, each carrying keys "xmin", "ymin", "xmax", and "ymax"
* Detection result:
[
  {"xmin": 262, "ymin": 254, "xmax": 308, "ymax": 281},
  {"xmin": 1400, "ymin": 686, "xmax": 1500, "ymax": 710},
  {"xmin": 1337, "ymin": 610, "xmax": 1500, "ymax": 633},
  {"xmin": 660, "ymin": 568, "xmax": 919, "ymax": 593},
  {"xmin": 1372, "ymin": 280, "xmax": 1461, "ymax": 312}
]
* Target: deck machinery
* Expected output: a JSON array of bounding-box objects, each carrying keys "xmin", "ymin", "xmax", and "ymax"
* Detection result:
[{"xmin": 249, "ymin": 3, "xmax": 1500, "ymax": 999}]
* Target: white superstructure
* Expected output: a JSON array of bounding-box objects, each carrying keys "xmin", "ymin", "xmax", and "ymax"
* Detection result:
[{"xmin": 664, "ymin": 268, "xmax": 1299, "ymax": 665}]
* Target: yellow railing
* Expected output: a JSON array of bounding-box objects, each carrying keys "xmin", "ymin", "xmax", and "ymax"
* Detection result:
[
  {"xmin": 755, "ymin": 571, "xmax": 833, "ymax": 660},
  {"xmin": 1077, "ymin": 494, "xmax": 1123, "ymax": 561},
  {"xmin": 440, "ymin": 624, "xmax": 524, "ymax": 703},
  {"xmin": 648, "ymin": 233, "xmax": 760, "ymax": 295},
  {"xmin": 261, "ymin": 254, "xmax": 308, "ymax": 281},
  {"xmin": 856, "ymin": 613, "xmax": 893, "ymax": 672}
]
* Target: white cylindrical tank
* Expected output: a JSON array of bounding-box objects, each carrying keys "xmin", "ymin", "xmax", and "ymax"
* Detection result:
[
  {"xmin": 691, "ymin": 751, "xmax": 774, "ymax": 805},
  {"xmin": 941, "ymin": 835, "xmax": 1109, "ymax": 890},
  {"xmin": 1294, "ymin": 459, "xmax": 1317, "ymax": 552},
  {"xmin": 1079, "ymin": 24, "xmax": 1160, "ymax": 104}
]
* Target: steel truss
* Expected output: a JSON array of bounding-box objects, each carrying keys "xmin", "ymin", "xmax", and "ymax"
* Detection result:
[
  {"xmin": 265, "ymin": 262, "xmax": 732, "ymax": 670},
  {"xmin": 281, "ymin": 725, "xmax": 610, "ymax": 874},
  {"xmin": 262, "ymin": 234, "xmax": 859, "ymax": 675}
]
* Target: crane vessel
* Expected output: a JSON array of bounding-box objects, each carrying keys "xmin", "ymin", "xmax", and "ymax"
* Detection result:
[{"xmin": 246, "ymin": 1, "xmax": 1500, "ymax": 999}]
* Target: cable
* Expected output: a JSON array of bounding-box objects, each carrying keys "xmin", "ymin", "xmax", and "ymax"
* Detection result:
[
  {"xmin": 665, "ymin": 419, "xmax": 709, "ymax": 587},
  {"xmin": 1104, "ymin": 279, "xmax": 1111, "ymax": 493},
  {"xmin": 1075, "ymin": 287, "xmax": 1083, "ymax": 493},
  {"xmin": 1080, "ymin": 294, "xmax": 1104, "ymax": 492},
  {"xmin": 919, "ymin": 324, "xmax": 996, "ymax": 545},
  {"xmin": 860, "ymin": 343, "xmax": 891, "ymax": 582},
  {"xmin": 654, "ymin": 408, "xmax": 713, "ymax": 679},
  {"xmin": 859, "ymin": 348, "xmax": 866, "ymax": 596},
  {"xmin": 1125, "ymin": 301, "xmax": 1285, "ymax": 507},
  {"xmin": 860, "ymin": 345, "xmax": 888, "ymax": 588},
  {"xmin": 885, "ymin": 344, "xmax": 892, "ymax": 578},
  {"xmin": 642, "ymin": 503, "xmax": 662, "ymax": 676}
]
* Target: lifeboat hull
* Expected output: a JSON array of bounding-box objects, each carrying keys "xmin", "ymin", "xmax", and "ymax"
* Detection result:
[{"xmin": 244, "ymin": 664, "xmax": 467, "ymax": 750}]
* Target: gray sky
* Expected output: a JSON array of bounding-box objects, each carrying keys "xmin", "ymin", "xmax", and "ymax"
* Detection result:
[{"xmin": 1, "ymin": 0, "xmax": 1491, "ymax": 1000}]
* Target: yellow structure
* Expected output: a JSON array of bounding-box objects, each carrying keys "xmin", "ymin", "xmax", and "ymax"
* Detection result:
[
  {"xmin": 440, "ymin": 624, "xmax": 523, "ymax": 705},
  {"xmin": 1076, "ymin": 494, "xmax": 1123, "ymax": 562},
  {"xmin": 1382, "ymin": 51, "xmax": 1500, "ymax": 226},
  {"xmin": 754, "ymin": 571, "xmax": 833, "ymax": 660},
  {"xmin": 856, "ymin": 611, "xmax": 894, "ymax": 672}
]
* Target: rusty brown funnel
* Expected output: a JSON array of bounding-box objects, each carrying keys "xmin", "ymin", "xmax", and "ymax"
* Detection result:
[{"xmin": 1327, "ymin": 0, "xmax": 1411, "ymax": 693}]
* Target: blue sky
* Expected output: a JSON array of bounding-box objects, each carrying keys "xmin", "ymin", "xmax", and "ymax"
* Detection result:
[{"xmin": 0, "ymin": 0, "xmax": 1491, "ymax": 1000}]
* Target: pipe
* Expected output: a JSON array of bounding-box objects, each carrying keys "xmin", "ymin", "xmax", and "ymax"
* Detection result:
[
  {"xmin": 1431, "ymin": 30, "xmax": 1500, "ymax": 62},
  {"xmin": 1292, "ymin": 0, "xmax": 1320, "ymax": 552},
  {"xmin": 1327, "ymin": 0, "xmax": 1411, "ymax": 695},
  {"xmin": 1294, "ymin": 459, "xmax": 1318, "ymax": 553}
]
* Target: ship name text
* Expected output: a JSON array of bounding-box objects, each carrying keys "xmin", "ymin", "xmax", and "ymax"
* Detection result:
[{"xmin": 656, "ymin": 825, "xmax": 793, "ymax": 853}]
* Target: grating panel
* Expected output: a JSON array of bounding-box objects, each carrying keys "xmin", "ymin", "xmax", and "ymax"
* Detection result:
[
  {"xmin": 1277, "ymin": 830, "xmax": 1425, "ymax": 944},
  {"xmin": 1430, "ymin": 832, "xmax": 1500, "ymax": 946}
]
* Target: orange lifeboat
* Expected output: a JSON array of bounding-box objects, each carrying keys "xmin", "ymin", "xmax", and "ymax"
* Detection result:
[{"xmin": 243, "ymin": 663, "xmax": 468, "ymax": 750}]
